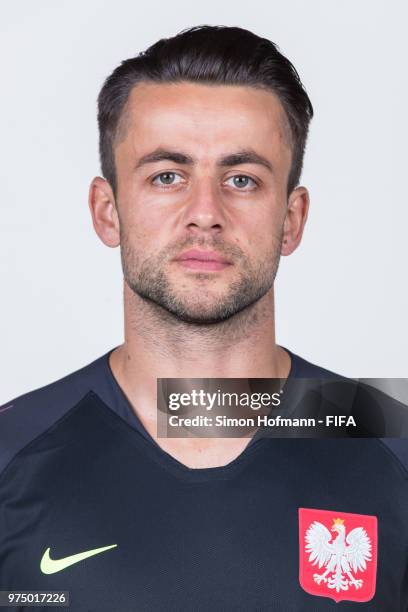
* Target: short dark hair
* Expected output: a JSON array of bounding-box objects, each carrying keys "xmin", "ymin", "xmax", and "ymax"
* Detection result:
[{"xmin": 97, "ymin": 25, "xmax": 313, "ymax": 197}]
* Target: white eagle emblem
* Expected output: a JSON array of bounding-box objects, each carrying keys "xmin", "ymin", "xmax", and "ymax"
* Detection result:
[{"xmin": 305, "ymin": 518, "xmax": 372, "ymax": 592}]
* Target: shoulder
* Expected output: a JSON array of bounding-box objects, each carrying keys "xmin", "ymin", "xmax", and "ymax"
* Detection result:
[
  {"xmin": 285, "ymin": 347, "xmax": 408, "ymax": 476},
  {"xmin": 284, "ymin": 348, "xmax": 343, "ymax": 379},
  {"xmin": 0, "ymin": 351, "xmax": 112, "ymax": 478}
]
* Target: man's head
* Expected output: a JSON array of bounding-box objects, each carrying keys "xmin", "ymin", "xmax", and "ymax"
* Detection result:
[{"xmin": 89, "ymin": 25, "xmax": 313, "ymax": 325}]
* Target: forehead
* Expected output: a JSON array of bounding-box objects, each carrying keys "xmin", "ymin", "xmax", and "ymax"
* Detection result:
[{"xmin": 116, "ymin": 82, "xmax": 292, "ymax": 164}]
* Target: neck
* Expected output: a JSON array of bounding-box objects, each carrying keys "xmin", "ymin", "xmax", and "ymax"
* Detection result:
[
  {"xmin": 117, "ymin": 282, "xmax": 288, "ymax": 376},
  {"xmin": 108, "ymin": 282, "xmax": 291, "ymax": 468}
]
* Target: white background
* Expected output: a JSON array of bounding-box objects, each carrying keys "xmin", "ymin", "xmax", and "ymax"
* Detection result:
[{"xmin": 1, "ymin": 0, "xmax": 407, "ymax": 404}]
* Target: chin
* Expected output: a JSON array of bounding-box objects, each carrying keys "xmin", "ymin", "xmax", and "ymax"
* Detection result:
[
  {"xmin": 170, "ymin": 308, "xmax": 231, "ymax": 325},
  {"xmin": 166, "ymin": 296, "xmax": 250, "ymax": 325}
]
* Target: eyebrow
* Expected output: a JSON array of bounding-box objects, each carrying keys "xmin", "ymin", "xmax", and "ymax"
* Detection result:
[{"xmin": 134, "ymin": 148, "xmax": 273, "ymax": 173}]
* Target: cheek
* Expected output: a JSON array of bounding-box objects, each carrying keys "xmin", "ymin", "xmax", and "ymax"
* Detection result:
[
  {"xmin": 119, "ymin": 206, "xmax": 171, "ymax": 260},
  {"xmin": 118, "ymin": 190, "xmax": 155, "ymax": 236},
  {"xmin": 243, "ymin": 205, "xmax": 284, "ymax": 247}
]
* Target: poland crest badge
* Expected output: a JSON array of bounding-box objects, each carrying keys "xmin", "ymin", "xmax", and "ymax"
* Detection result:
[{"xmin": 298, "ymin": 507, "xmax": 377, "ymax": 603}]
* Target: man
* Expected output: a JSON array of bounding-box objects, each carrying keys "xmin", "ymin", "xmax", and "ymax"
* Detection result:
[{"xmin": 0, "ymin": 25, "xmax": 407, "ymax": 610}]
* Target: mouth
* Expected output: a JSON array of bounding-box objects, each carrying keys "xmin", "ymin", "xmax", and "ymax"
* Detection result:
[{"xmin": 174, "ymin": 249, "xmax": 232, "ymax": 272}]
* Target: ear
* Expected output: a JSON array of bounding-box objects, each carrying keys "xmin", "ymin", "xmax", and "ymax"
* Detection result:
[
  {"xmin": 88, "ymin": 177, "xmax": 120, "ymax": 247},
  {"xmin": 281, "ymin": 186, "xmax": 310, "ymax": 256}
]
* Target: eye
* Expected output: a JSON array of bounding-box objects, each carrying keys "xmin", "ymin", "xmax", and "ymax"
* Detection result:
[
  {"xmin": 151, "ymin": 172, "xmax": 183, "ymax": 187},
  {"xmin": 225, "ymin": 175, "xmax": 258, "ymax": 190}
]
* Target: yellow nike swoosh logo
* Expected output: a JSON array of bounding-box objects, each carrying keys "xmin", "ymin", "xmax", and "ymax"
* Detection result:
[{"xmin": 40, "ymin": 544, "xmax": 117, "ymax": 574}]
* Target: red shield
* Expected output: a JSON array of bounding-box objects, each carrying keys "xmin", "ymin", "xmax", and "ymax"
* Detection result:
[{"xmin": 298, "ymin": 507, "xmax": 377, "ymax": 603}]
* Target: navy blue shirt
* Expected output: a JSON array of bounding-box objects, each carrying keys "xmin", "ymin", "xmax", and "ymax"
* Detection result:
[{"xmin": 0, "ymin": 349, "xmax": 407, "ymax": 611}]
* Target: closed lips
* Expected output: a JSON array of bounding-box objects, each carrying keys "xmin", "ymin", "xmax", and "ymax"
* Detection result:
[{"xmin": 176, "ymin": 250, "xmax": 231, "ymax": 263}]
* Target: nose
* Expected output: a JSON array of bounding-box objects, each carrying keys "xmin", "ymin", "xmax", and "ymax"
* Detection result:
[{"xmin": 182, "ymin": 177, "xmax": 226, "ymax": 235}]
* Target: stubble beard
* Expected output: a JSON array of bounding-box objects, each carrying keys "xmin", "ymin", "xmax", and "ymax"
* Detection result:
[{"xmin": 120, "ymin": 233, "xmax": 283, "ymax": 326}]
